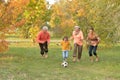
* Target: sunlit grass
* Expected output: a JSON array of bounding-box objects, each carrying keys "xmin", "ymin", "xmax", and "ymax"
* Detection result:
[{"xmin": 0, "ymin": 43, "xmax": 120, "ymax": 80}]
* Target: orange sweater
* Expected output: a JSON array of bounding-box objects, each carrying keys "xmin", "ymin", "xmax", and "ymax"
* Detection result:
[{"xmin": 36, "ymin": 31, "xmax": 50, "ymax": 43}]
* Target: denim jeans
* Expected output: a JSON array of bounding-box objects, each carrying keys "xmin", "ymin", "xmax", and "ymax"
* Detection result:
[
  {"xmin": 62, "ymin": 50, "xmax": 69, "ymax": 60},
  {"xmin": 89, "ymin": 45, "xmax": 98, "ymax": 56}
]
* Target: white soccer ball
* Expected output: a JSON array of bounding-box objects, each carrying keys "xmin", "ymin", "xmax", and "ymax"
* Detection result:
[{"xmin": 61, "ymin": 61, "xmax": 68, "ymax": 67}]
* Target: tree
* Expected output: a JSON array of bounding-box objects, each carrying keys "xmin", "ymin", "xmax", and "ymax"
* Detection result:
[
  {"xmin": 19, "ymin": 0, "xmax": 51, "ymax": 39},
  {"xmin": 0, "ymin": 0, "xmax": 29, "ymax": 52},
  {"xmin": 50, "ymin": 0, "xmax": 120, "ymax": 44},
  {"xmin": 85, "ymin": 0, "xmax": 120, "ymax": 44},
  {"xmin": 28, "ymin": 25, "xmax": 39, "ymax": 43},
  {"xmin": 50, "ymin": 0, "xmax": 76, "ymax": 37}
]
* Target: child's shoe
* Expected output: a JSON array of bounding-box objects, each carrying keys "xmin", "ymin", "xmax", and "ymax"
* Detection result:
[{"xmin": 64, "ymin": 58, "xmax": 67, "ymax": 61}]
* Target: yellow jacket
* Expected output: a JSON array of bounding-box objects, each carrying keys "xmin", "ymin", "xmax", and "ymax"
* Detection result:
[{"xmin": 61, "ymin": 41, "xmax": 70, "ymax": 51}]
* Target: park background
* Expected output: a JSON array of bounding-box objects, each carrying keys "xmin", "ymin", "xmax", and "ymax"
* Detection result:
[{"xmin": 0, "ymin": 0, "xmax": 120, "ymax": 80}]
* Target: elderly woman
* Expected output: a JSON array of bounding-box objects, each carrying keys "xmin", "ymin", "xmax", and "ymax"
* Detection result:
[
  {"xmin": 70, "ymin": 26, "xmax": 84, "ymax": 62},
  {"xmin": 87, "ymin": 27, "xmax": 100, "ymax": 62},
  {"xmin": 36, "ymin": 26, "xmax": 50, "ymax": 58}
]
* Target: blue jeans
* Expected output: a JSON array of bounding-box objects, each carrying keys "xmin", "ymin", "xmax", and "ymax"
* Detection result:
[
  {"xmin": 62, "ymin": 50, "xmax": 69, "ymax": 60},
  {"xmin": 89, "ymin": 45, "xmax": 98, "ymax": 56}
]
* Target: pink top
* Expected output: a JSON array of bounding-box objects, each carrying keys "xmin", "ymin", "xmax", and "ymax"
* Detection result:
[
  {"xmin": 36, "ymin": 31, "xmax": 50, "ymax": 43},
  {"xmin": 72, "ymin": 31, "xmax": 84, "ymax": 46}
]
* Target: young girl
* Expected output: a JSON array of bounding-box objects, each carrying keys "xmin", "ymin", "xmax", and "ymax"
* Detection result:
[
  {"xmin": 87, "ymin": 27, "xmax": 100, "ymax": 62},
  {"xmin": 58, "ymin": 36, "xmax": 71, "ymax": 62}
]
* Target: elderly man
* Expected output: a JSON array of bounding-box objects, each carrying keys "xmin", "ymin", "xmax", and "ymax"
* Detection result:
[
  {"xmin": 70, "ymin": 26, "xmax": 84, "ymax": 62},
  {"xmin": 36, "ymin": 26, "xmax": 50, "ymax": 58}
]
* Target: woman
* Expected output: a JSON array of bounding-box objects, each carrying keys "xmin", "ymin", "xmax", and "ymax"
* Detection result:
[
  {"xmin": 36, "ymin": 26, "xmax": 50, "ymax": 58},
  {"xmin": 87, "ymin": 27, "xmax": 100, "ymax": 62},
  {"xmin": 70, "ymin": 26, "xmax": 84, "ymax": 62}
]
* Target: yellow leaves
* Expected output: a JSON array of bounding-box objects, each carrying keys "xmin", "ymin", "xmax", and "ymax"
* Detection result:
[
  {"xmin": 60, "ymin": 18, "xmax": 76, "ymax": 28},
  {"xmin": 28, "ymin": 26, "xmax": 39, "ymax": 42},
  {"xmin": 52, "ymin": 5, "xmax": 63, "ymax": 16},
  {"xmin": 90, "ymin": 9, "xmax": 95, "ymax": 14},
  {"xmin": 0, "ymin": 0, "xmax": 29, "ymax": 52},
  {"xmin": 50, "ymin": 0, "xmax": 87, "ymax": 29},
  {"xmin": 0, "ymin": 33, "xmax": 9, "ymax": 52},
  {"xmin": 77, "ymin": 8, "xmax": 85, "ymax": 17},
  {"xmin": 0, "ymin": 40, "xmax": 9, "ymax": 52},
  {"xmin": 50, "ymin": 13, "xmax": 61, "ymax": 27},
  {"xmin": 24, "ymin": 0, "xmax": 48, "ymax": 26},
  {"xmin": 0, "ymin": 9, "xmax": 2, "ymax": 17},
  {"xmin": 31, "ymin": 0, "xmax": 36, "ymax": 3},
  {"xmin": 0, "ymin": 0, "xmax": 28, "ymax": 26},
  {"xmin": 50, "ymin": 18, "xmax": 55, "ymax": 28},
  {"xmin": 67, "ymin": 0, "xmax": 79, "ymax": 13}
]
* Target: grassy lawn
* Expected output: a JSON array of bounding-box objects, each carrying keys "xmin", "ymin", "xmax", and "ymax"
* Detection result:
[{"xmin": 0, "ymin": 43, "xmax": 120, "ymax": 80}]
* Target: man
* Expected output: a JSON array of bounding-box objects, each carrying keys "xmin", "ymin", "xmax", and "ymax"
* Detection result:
[{"xmin": 36, "ymin": 26, "xmax": 50, "ymax": 58}]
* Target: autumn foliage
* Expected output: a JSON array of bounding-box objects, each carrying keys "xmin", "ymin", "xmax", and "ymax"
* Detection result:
[
  {"xmin": 0, "ymin": 0, "xmax": 29, "ymax": 52},
  {"xmin": 19, "ymin": 0, "xmax": 50, "ymax": 39},
  {"xmin": 50, "ymin": 0, "xmax": 120, "ymax": 43},
  {"xmin": 0, "ymin": 0, "xmax": 120, "ymax": 52}
]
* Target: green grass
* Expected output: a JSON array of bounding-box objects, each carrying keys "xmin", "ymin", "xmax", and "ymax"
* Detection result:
[{"xmin": 0, "ymin": 43, "xmax": 120, "ymax": 80}]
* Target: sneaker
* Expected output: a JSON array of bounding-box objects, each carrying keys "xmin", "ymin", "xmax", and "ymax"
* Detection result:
[
  {"xmin": 44, "ymin": 54, "xmax": 48, "ymax": 58},
  {"xmin": 41, "ymin": 54, "xmax": 45, "ymax": 58},
  {"xmin": 73, "ymin": 57, "xmax": 76, "ymax": 62},
  {"xmin": 95, "ymin": 57, "xmax": 99, "ymax": 62},
  {"xmin": 77, "ymin": 59, "xmax": 80, "ymax": 62},
  {"xmin": 90, "ymin": 56, "xmax": 94, "ymax": 62},
  {"xmin": 64, "ymin": 58, "xmax": 67, "ymax": 61}
]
